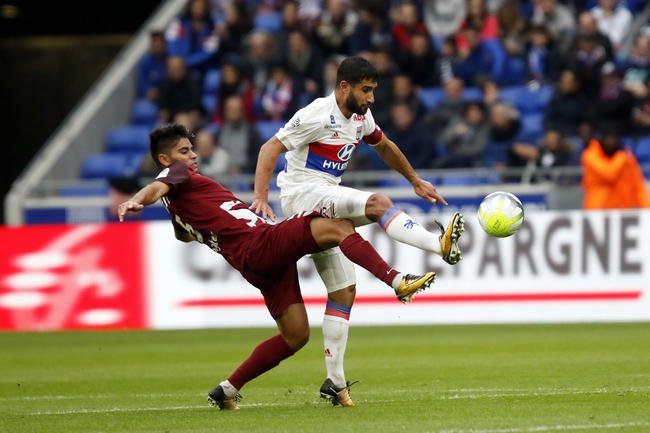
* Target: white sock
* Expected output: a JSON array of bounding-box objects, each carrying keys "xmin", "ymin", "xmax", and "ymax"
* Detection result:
[
  {"xmin": 322, "ymin": 314, "xmax": 349, "ymax": 389},
  {"xmin": 379, "ymin": 207, "xmax": 442, "ymax": 255},
  {"xmin": 219, "ymin": 380, "xmax": 238, "ymax": 397},
  {"xmin": 391, "ymin": 273, "xmax": 403, "ymax": 290}
]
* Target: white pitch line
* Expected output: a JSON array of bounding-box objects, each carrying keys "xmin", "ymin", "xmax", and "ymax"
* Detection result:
[
  {"xmin": 17, "ymin": 386, "xmax": 650, "ymax": 416},
  {"xmin": 435, "ymin": 421, "xmax": 650, "ymax": 433}
]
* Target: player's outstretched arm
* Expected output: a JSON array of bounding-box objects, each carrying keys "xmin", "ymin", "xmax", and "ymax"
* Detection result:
[
  {"xmin": 373, "ymin": 134, "xmax": 448, "ymax": 206},
  {"xmin": 251, "ymin": 136, "xmax": 287, "ymax": 221},
  {"xmin": 117, "ymin": 181, "xmax": 170, "ymax": 222}
]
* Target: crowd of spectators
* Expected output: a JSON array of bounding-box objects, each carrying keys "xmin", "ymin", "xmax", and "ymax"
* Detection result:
[{"xmin": 133, "ymin": 0, "xmax": 650, "ymax": 184}]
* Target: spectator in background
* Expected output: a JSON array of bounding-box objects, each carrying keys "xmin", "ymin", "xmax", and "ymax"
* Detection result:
[
  {"xmin": 260, "ymin": 63, "xmax": 299, "ymax": 121},
  {"xmin": 195, "ymin": 127, "xmax": 229, "ymax": 178},
  {"xmin": 367, "ymin": 49, "xmax": 396, "ymax": 126},
  {"xmin": 166, "ymin": 0, "xmax": 218, "ymax": 73},
  {"xmin": 315, "ymin": 0, "xmax": 358, "ymax": 57},
  {"xmin": 384, "ymin": 102, "xmax": 435, "ymax": 170},
  {"xmin": 396, "ymin": 32, "xmax": 438, "ymax": 88},
  {"xmin": 276, "ymin": 0, "xmax": 302, "ymax": 55},
  {"xmin": 243, "ymin": 30, "xmax": 280, "ymax": 98},
  {"xmin": 543, "ymin": 69, "xmax": 589, "ymax": 137},
  {"xmin": 481, "ymin": 78, "xmax": 501, "ymax": 108},
  {"xmin": 530, "ymin": 0, "xmax": 575, "ymax": 54},
  {"xmin": 284, "ymin": 30, "xmax": 324, "ymax": 102},
  {"xmin": 566, "ymin": 31, "xmax": 612, "ymax": 98},
  {"xmin": 158, "ymin": 56, "xmax": 204, "ymax": 129},
  {"xmin": 349, "ymin": 3, "xmax": 392, "ymax": 54},
  {"xmin": 322, "ymin": 55, "xmax": 345, "ymax": 96},
  {"xmin": 581, "ymin": 123, "xmax": 650, "ymax": 209},
  {"xmin": 456, "ymin": 0, "xmax": 499, "ymax": 53},
  {"xmin": 485, "ymin": 101, "xmax": 522, "ymax": 167},
  {"xmin": 437, "ymin": 101, "xmax": 490, "ymax": 168},
  {"xmin": 425, "ymin": 77, "xmax": 467, "ymax": 136},
  {"xmin": 575, "ymin": 10, "xmax": 613, "ymax": 59},
  {"xmin": 434, "ymin": 36, "xmax": 459, "ymax": 84},
  {"xmin": 525, "ymin": 24, "xmax": 562, "ymax": 83},
  {"xmin": 422, "ymin": 0, "xmax": 467, "ymax": 44},
  {"xmin": 632, "ymin": 76, "xmax": 650, "ymax": 135},
  {"xmin": 587, "ymin": 62, "xmax": 636, "ymax": 135},
  {"xmin": 618, "ymin": 32, "xmax": 650, "ymax": 90},
  {"xmin": 137, "ymin": 30, "xmax": 168, "ymax": 102},
  {"xmin": 215, "ymin": 94, "xmax": 262, "ymax": 174},
  {"xmin": 496, "ymin": 0, "xmax": 527, "ymax": 58},
  {"xmin": 511, "ymin": 129, "xmax": 577, "ymax": 178},
  {"xmin": 590, "ymin": 0, "xmax": 633, "ymax": 53},
  {"xmin": 213, "ymin": 58, "xmax": 255, "ymax": 124},
  {"xmin": 392, "ymin": 74, "xmax": 427, "ymax": 120},
  {"xmin": 391, "ymin": 1, "xmax": 430, "ymax": 53},
  {"xmin": 214, "ymin": 0, "xmax": 254, "ymax": 56},
  {"xmin": 454, "ymin": 24, "xmax": 500, "ymax": 86}
]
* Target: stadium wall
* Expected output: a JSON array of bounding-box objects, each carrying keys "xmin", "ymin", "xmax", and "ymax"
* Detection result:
[{"xmin": 1, "ymin": 209, "xmax": 649, "ymax": 331}]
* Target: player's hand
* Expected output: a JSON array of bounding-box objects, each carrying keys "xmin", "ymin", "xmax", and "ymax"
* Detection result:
[
  {"xmin": 117, "ymin": 200, "xmax": 144, "ymax": 222},
  {"xmin": 249, "ymin": 199, "xmax": 276, "ymax": 222},
  {"xmin": 412, "ymin": 177, "xmax": 448, "ymax": 206}
]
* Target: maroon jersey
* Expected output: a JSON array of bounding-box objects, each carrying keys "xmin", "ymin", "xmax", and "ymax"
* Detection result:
[{"xmin": 156, "ymin": 161, "xmax": 266, "ymax": 271}]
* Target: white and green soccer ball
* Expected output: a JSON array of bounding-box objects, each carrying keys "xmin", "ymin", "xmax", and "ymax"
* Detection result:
[{"xmin": 477, "ymin": 191, "xmax": 524, "ymax": 238}]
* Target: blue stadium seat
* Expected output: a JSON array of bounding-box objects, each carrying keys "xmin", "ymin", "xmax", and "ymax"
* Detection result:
[
  {"xmin": 203, "ymin": 68, "xmax": 221, "ymax": 94},
  {"xmin": 256, "ymin": 120, "xmax": 284, "ymax": 141},
  {"xmin": 463, "ymin": 87, "xmax": 482, "ymax": 102},
  {"xmin": 634, "ymin": 136, "xmax": 650, "ymax": 164},
  {"xmin": 500, "ymin": 84, "xmax": 554, "ymax": 114},
  {"xmin": 417, "ymin": 87, "xmax": 445, "ymax": 111},
  {"xmin": 202, "ymin": 94, "xmax": 218, "ymax": 116},
  {"xmin": 254, "ymin": 12, "xmax": 282, "ymax": 33},
  {"xmin": 520, "ymin": 113, "xmax": 544, "ymax": 142},
  {"xmin": 130, "ymin": 99, "xmax": 158, "ymax": 128},
  {"xmin": 105, "ymin": 126, "xmax": 150, "ymax": 153},
  {"xmin": 81, "ymin": 153, "xmax": 141, "ymax": 179},
  {"xmin": 59, "ymin": 184, "xmax": 110, "ymax": 197}
]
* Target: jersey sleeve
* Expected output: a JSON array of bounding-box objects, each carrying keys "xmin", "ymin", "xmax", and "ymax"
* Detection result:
[
  {"xmin": 275, "ymin": 109, "xmax": 324, "ymax": 151},
  {"xmin": 154, "ymin": 161, "xmax": 189, "ymax": 191},
  {"xmin": 361, "ymin": 109, "xmax": 383, "ymax": 146}
]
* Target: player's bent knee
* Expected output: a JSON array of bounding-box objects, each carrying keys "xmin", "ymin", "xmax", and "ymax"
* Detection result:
[
  {"xmin": 283, "ymin": 327, "xmax": 310, "ymax": 350},
  {"xmin": 366, "ymin": 194, "xmax": 393, "ymax": 221},
  {"xmin": 328, "ymin": 285, "xmax": 356, "ymax": 306}
]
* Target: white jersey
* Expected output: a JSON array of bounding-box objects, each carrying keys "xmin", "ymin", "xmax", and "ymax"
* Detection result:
[{"xmin": 275, "ymin": 92, "xmax": 383, "ymax": 191}]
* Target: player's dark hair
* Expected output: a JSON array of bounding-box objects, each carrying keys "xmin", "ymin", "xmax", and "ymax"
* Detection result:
[
  {"xmin": 336, "ymin": 56, "xmax": 378, "ymax": 86},
  {"xmin": 149, "ymin": 124, "xmax": 194, "ymax": 167}
]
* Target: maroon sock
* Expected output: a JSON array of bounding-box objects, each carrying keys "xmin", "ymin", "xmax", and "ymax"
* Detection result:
[
  {"xmin": 228, "ymin": 334, "xmax": 295, "ymax": 390},
  {"xmin": 339, "ymin": 233, "xmax": 399, "ymax": 286}
]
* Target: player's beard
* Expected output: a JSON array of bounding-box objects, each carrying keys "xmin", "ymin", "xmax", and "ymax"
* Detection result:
[{"xmin": 345, "ymin": 94, "xmax": 368, "ymax": 115}]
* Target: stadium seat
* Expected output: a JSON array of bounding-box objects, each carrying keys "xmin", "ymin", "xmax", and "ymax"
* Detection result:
[
  {"xmin": 500, "ymin": 84, "xmax": 554, "ymax": 114},
  {"xmin": 520, "ymin": 113, "xmax": 544, "ymax": 142},
  {"xmin": 81, "ymin": 153, "xmax": 142, "ymax": 179},
  {"xmin": 130, "ymin": 99, "xmax": 158, "ymax": 128},
  {"xmin": 202, "ymin": 94, "xmax": 218, "ymax": 116},
  {"xmin": 59, "ymin": 183, "xmax": 110, "ymax": 197},
  {"xmin": 417, "ymin": 87, "xmax": 445, "ymax": 111},
  {"xmin": 105, "ymin": 126, "xmax": 150, "ymax": 153},
  {"xmin": 253, "ymin": 12, "xmax": 282, "ymax": 33},
  {"xmin": 634, "ymin": 136, "xmax": 650, "ymax": 164},
  {"xmin": 255, "ymin": 120, "xmax": 284, "ymax": 141},
  {"xmin": 463, "ymin": 87, "xmax": 482, "ymax": 102},
  {"xmin": 203, "ymin": 68, "xmax": 221, "ymax": 94}
]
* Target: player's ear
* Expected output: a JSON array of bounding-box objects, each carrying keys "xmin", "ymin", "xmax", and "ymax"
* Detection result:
[
  {"xmin": 339, "ymin": 80, "xmax": 350, "ymax": 94},
  {"xmin": 158, "ymin": 153, "xmax": 172, "ymax": 167}
]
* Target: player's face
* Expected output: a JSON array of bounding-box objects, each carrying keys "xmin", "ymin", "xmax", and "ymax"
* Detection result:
[
  {"xmin": 166, "ymin": 138, "xmax": 199, "ymax": 173},
  {"xmin": 344, "ymin": 79, "xmax": 377, "ymax": 115}
]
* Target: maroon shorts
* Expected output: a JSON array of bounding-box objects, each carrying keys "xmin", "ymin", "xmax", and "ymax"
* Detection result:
[{"xmin": 241, "ymin": 214, "xmax": 321, "ymax": 319}]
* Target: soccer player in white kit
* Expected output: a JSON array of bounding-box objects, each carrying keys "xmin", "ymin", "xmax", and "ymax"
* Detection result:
[{"xmin": 251, "ymin": 56, "xmax": 464, "ymax": 407}]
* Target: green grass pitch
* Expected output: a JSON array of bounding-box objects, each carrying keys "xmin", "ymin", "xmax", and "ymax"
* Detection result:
[{"xmin": 2, "ymin": 323, "xmax": 649, "ymax": 433}]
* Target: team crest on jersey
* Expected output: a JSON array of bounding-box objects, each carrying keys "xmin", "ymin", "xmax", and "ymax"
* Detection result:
[{"xmin": 355, "ymin": 126, "xmax": 362, "ymax": 141}]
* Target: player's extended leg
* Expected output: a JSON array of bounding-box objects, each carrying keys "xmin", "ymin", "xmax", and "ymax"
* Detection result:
[
  {"xmin": 365, "ymin": 194, "xmax": 465, "ymax": 265},
  {"xmin": 207, "ymin": 305, "xmax": 310, "ymax": 411}
]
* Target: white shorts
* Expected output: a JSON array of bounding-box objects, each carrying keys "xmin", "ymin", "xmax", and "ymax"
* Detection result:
[{"xmin": 280, "ymin": 184, "xmax": 374, "ymax": 293}]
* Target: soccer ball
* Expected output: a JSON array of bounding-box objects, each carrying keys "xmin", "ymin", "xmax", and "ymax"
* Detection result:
[{"xmin": 477, "ymin": 191, "xmax": 524, "ymax": 238}]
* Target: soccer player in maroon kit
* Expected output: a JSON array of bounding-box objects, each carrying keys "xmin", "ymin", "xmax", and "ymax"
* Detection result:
[{"xmin": 118, "ymin": 124, "xmax": 436, "ymax": 410}]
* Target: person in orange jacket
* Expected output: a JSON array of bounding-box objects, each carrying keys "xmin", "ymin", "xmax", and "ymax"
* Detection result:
[{"xmin": 581, "ymin": 124, "xmax": 650, "ymax": 209}]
